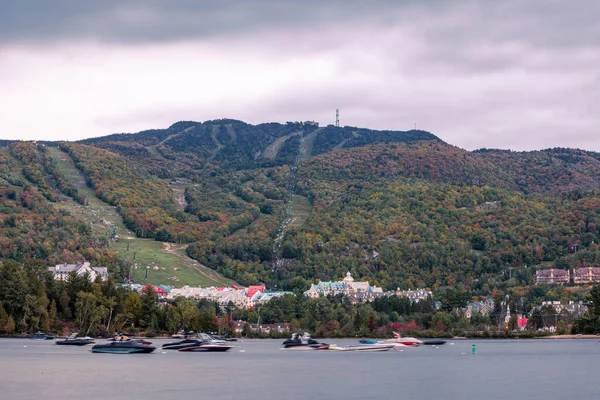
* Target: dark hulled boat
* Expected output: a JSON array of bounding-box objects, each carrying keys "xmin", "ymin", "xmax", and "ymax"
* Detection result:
[
  {"xmin": 422, "ymin": 339, "xmax": 447, "ymax": 346},
  {"xmin": 210, "ymin": 334, "xmax": 238, "ymax": 342},
  {"xmin": 162, "ymin": 338, "xmax": 204, "ymax": 350},
  {"xmin": 178, "ymin": 344, "xmax": 233, "ymax": 352},
  {"xmin": 282, "ymin": 333, "xmax": 329, "ymax": 350},
  {"xmin": 108, "ymin": 335, "xmax": 152, "ymax": 345},
  {"xmin": 29, "ymin": 331, "xmax": 55, "ymax": 340},
  {"xmin": 56, "ymin": 333, "xmax": 95, "ymax": 346},
  {"xmin": 91, "ymin": 340, "xmax": 156, "ymax": 354}
]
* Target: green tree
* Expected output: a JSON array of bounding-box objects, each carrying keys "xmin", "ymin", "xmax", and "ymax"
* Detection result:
[
  {"xmin": 432, "ymin": 311, "xmax": 454, "ymax": 331},
  {"xmin": 165, "ymin": 304, "xmax": 183, "ymax": 333},
  {"xmin": 49, "ymin": 300, "xmax": 57, "ymax": 329},
  {"xmin": 5, "ymin": 316, "xmax": 15, "ymax": 333},
  {"xmin": 59, "ymin": 290, "xmax": 71, "ymax": 320},
  {"xmin": 0, "ymin": 303, "xmax": 8, "ymax": 333},
  {"xmin": 124, "ymin": 292, "xmax": 142, "ymax": 328},
  {"xmin": 0, "ymin": 261, "xmax": 30, "ymax": 321},
  {"xmin": 139, "ymin": 286, "xmax": 159, "ymax": 329},
  {"xmin": 588, "ymin": 285, "xmax": 600, "ymax": 316},
  {"xmin": 75, "ymin": 291, "xmax": 101, "ymax": 335}
]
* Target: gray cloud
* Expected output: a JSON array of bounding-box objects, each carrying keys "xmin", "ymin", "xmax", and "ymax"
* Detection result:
[
  {"xmin": 0, "ymin": 0, "xmax": 598, "ymax": 152},
  {"xmin": 1, "ymin": 0, "xmax": 422, "ymax": 45}
]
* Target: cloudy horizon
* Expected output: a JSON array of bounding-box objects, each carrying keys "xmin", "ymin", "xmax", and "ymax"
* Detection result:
[{"xmin": 1, "ymin": 1, "xmax": 598, "ymax": 151}]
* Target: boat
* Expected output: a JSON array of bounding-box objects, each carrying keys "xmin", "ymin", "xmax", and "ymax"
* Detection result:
[
  {"xmin": 162, "ymin": 338, "xmax": 204, "ymax": 350},
  {"xmin": 422, "ymin": 339, "xmax": 447, "ymax": 346},
  {"xmin": 281, "ymin": 333, "xmax": 329, "ymax": 350},
  {"xmin": 210, "ymin": 333, "xmax": 238, "ymax": 342},
  {"xmin": 329, "ymin": 343, "xmax": 395, "ymax": 352},
  {"xmin": 178, "ymin": 344, "xmax": 233, "ymax": 352},
  {"xmin": 171, "ymin": 330, "xmax": 195, "ymax": 339},
  {"xmin": 108, "ymin": 335, "xmax": 152, "ymax": 345},
  {"xmin": 55, "ymin": 333, "xmax": 95, "ymax": 346},
  {"xmin": 29, "ymin": 331, "xmax": 55, "ymax": 340},
  {"xmin": 198, "ymin": 332, "xmax": 227, "ymax": 345},
  {"xmin": 379, "ymin": 332, "xmax": 422, "ymax": 347},
  {"xmin": 358, "ymin": 339, "xmax": 379, "ymax": 344},
  {"xmin": 91, "ymin": 340, "xmax": 156, "ymax": 354},
  {"xmin": 359, "ymin": 339, "xmax": 378, "ymax": 344}
]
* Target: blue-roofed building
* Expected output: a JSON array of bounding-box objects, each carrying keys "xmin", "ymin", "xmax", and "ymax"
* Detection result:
[{"xmin": 304, "ymin": 272, "xmax": 382, "ymax": 299}]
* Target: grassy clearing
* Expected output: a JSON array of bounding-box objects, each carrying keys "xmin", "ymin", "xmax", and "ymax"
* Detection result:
[
  {"xmin": 146, "ymin": 145, "xmax": 163, "ymax": 158},
  {"xmin": 263, "ymin": 130, "xmax": 302, "ymax": 160},
  {"xmin": 288, "ymin": 194, "xmax": 312, "ymax": 228},
  {"xmin": 299, "ymin": 127, "xmax": 322, "ymax": 160},
  {"xmin": 47, "ymin": 147, "xmax": 235, "ymax": 287}
]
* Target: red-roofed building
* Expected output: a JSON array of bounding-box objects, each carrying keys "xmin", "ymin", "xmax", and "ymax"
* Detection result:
[
  {"xmin": 246, "ymin": 285, "xmax": 266, "ymax": 298},
  {"xmin": 518, "ymin": 318, "xmax": 528, "ymax": 328},
  {"xmin": 145, "ymin": 285, "xmax": 168, "ymax": 299}
]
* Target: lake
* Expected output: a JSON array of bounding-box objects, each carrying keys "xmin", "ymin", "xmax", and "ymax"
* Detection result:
[{"xmin": 0, "ymin": 338, "xmax": 598, "ymax": 400}]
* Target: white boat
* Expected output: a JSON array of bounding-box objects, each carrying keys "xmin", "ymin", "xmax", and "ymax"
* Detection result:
[
  {"xmin": 329, "ymin": 343, "xmax": 395, "ymax": 352},
  {"xmin": 198, "ymin": 332, "xmax": 227, "ymax": 345},
  {"xmin": 379, "ymin": 332, "xmax": 422, "ymax": 347}
]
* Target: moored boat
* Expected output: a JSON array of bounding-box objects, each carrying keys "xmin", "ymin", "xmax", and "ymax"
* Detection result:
[
  {"xmin": 178, "ymin": 344, "xmax": 233, "ymax": 352},
  {"xmin": 162, "ymin": 338, "xmax": 204, "ymax": 350},
  {"xmin": 282, "ymin": 333, "xmax": 329, "ymax": 350},
  {"xmin": 422, "ymin": 339, "xmax": 447, "ymax": 346},
  {"xmin": 358, "ymin": 339, "xmax": 379, "ymax": 344},
  {"xmin": 29, "ymin": 331, "xmax": 55, "ymax": 340},
  {"xmin": 198, "ymin": 332, "xmax": 227, "ymax": 345},
  {"xmin": 171, "ymin": 330, "xmax": 195, "ymax": 339},
  {"xmin": 91, "ymin": 341, "xmax": 155, "ymax": 354},
  {"xmin": 108, "ymin": 335, "xmax": 152, "ymax": 345},
  {"xmin": 56, "ymin": 333, "xmax": 95, "ymax": 346},
  {"xmin": 329, "ymin": 343, "xmax": 395, "ymax": 352},
  {"xmin": 380, "ymin": 332, "xmax": 422, "ymax": 347},
  {"xmin": 210, "ymin": 333, "xmax": 238, "ymax": 342}
]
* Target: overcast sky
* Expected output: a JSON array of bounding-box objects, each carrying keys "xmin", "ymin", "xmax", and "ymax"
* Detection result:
[{"xmin": 1, "ymin": 1, "xmax": 598, "ymax": 151}]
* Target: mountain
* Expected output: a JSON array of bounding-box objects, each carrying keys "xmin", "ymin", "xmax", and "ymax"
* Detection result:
[
  {"xmin": 1, "ymin": 119, "xmax": 599, "ymax": 296},
  {"xmin": 80, "ymin": 120, "xmax": 441, "ymax": 170}
]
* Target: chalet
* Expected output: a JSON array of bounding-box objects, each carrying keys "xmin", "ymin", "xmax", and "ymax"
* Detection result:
[
  {"xmin": 463, "ymin": 299, "xmax": 495, "ymax": 319},
  {"xmin": 535, "ymin": 269, "xmax": 570, "ymax": 285},
  {"xmin": 537, "ymin": 300, "xmax": 588, "ymax": 318},
  {"xmin": 49, "ymin": 262, "xmax": 108, "ymax": 282},
  {"xmin": 573, "ymin": 267, "xmax": 600, "ymax": 284}
]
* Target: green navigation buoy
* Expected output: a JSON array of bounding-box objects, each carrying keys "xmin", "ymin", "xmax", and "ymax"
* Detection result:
[{"xmin": 472, "ymin": 344, "xmax": 477, "ymax": 355}]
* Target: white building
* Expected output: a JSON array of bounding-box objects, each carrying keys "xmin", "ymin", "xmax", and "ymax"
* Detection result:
[
  {"xmin": 304, "ymin": 271, "xmax": 382, "ymax": 299},
  {"xmin": 395, "ymin": 288, "xmax": 434, "ymax": 303},
  {"xmin": 167, "ymin": 285, "xmax": 291, "ymax": 308},
  {"xmin": 49, "ymin": 262, "xmax": 108, "ymax": 282}
]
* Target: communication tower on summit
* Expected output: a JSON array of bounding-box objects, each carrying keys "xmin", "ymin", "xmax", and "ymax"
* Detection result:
[{"xmin": 335, "ymin": 109, "xmax": 340, "ymax": 127}]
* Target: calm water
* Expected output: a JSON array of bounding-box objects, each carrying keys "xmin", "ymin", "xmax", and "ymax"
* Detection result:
[{"xmin": 0, "ymin": 338, "xmax": 598, "ymax": 400}]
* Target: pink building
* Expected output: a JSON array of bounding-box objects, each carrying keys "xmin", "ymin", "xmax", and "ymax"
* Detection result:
[
  {"xmin": 573, "ymin": 267, "xmax": 600, "ymax": 284},
  {"xmin": 535, "ymin": 269, "xmax": 570, "ymax": 285}
]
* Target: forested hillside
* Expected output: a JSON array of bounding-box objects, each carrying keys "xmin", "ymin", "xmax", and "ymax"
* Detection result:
[
  {"xmin": 1, "ymin": 120, "xmax": 600, "ymax": 296},
  {"xmin": 0, "ymin": 146, "xmax": 126, "ymax": 275}
]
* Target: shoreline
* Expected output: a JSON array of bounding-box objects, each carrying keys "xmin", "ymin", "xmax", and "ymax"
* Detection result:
[{"xmin": 539, "ymin": 334, "xmax": 598, "ymax": 339}]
